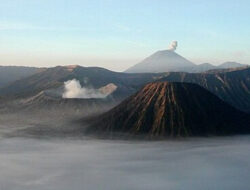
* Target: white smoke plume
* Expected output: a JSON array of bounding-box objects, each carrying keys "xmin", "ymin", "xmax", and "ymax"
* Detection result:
[
  {"xmin": 168, "ymin": 41, "xmax": 178, "ymax": 51},
  {"xmin": 62, "ymin": 79, "xmax": 117, "ymax": 99}
]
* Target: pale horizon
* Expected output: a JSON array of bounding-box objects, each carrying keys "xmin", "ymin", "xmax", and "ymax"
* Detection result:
[
  {"xmin": 0, "ymin": 48, "xmax": 248, "ymax": 72},
  {"xmin": 1, "ymin": 0, "xmax": 250, "ymax": 71}
]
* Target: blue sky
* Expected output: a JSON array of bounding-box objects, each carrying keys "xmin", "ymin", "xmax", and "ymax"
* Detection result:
[{"xmin": 0, "ymin": 0, "xmax": 249, "ymax": 71}]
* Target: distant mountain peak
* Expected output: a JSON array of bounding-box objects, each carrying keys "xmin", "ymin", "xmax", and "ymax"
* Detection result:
[
  {"xmin": 125, "ymin": 50, "xmax": 195, "ymax": 73},
  {"xmin": 199, "ymin": 63, "xmax": 214, "ymax": 66},
  {"xmin": 219, "ymin": 62, "xmax": 246, "ymax": 69},
  {"xmin": 125, "ymin": 47, "xmax": 249, "ymax": 73}
]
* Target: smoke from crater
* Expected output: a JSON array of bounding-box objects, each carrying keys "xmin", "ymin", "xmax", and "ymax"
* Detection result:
[
  {"xmin": 168, "ymin": 41, "xmax": 178, "ymax": 51},
  {"xmin": 62, "ymin": 79, "xmax": 117, "ymax": 99}
]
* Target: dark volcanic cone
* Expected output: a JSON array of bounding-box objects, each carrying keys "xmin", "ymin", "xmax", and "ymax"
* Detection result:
[{"xmin": 87, "ymin": 82, "xmax": 250, "ymax": 138}]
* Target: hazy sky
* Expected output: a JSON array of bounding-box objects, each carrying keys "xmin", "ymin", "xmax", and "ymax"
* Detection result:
[{"xmin": 0, "ymin": 0, "xmax": 250, "ymax": 71}]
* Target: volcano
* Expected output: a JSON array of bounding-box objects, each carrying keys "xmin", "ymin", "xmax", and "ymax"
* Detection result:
[
  {"xmin": 218, "ymin": 62, "xmax": 247, "ymax": 69},
  {"xmin": 87, "ymin": 82, "xmax": 250, "ymax": 138},
  {"xmin": 125, "ymin": 50, "xmax": 195, "ymax": 73}
]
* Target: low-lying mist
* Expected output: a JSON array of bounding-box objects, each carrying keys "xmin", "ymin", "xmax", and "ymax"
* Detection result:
[
  {"xmin": 1, "ymin": 136, "xmax": 250, "ymax": 190},
  {"xmin": 1, "ymin": 95, "xmax": 250, "ymax": 190},
  {"xmin": 0, "ymin": 96, "xmax": 117, "ymax": 138}
]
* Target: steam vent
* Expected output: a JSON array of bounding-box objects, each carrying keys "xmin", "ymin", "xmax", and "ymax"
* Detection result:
[{"xmin": 87, "ymin": 82, "xmax": 250, "ymax": 138}]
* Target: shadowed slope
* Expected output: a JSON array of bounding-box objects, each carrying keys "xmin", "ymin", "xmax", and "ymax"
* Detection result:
[
  {"xmin": 87, "ymin": 82, "xmax": 250, "ymax": 138},
  {"xmin": 0, "ymin": 66, "xmax": 43, "ymax": 88},
  {"xmin": 158, "ymin": 68, "xmax": 250, "ymax": 113},
  {"xmin": 1, "ymin": 66, "xmax": 249, "ymax": 114},
  {"xmin": 0, "ymin": 65, "xmax": 166, "ymax": 100}
]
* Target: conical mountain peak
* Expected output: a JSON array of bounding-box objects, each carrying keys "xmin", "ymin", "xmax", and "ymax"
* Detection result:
[
  {"xmin": 125, "ymin": 50, "xmax": 195, "ymax": 73},
  {"xmin": 87, "ymin": 82, "xmax": 250, "ymax": 138}
]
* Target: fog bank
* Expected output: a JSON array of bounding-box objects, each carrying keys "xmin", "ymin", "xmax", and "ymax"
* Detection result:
[{"xmin": 1, "ymin": 136, "xmax": 250, "ymax": 190}]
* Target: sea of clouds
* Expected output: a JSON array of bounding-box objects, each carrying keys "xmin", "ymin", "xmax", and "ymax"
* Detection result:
[{"xmin": 1, "ymin": 136, "xmax": 250, "ymax": 190}]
